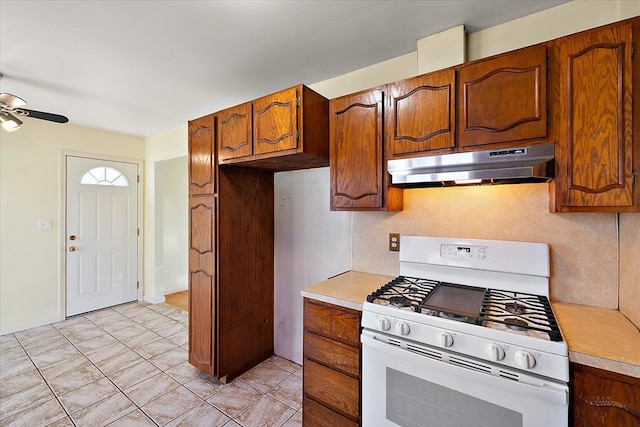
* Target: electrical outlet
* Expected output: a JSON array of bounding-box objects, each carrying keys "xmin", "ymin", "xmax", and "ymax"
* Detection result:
[{"xmin": 389, "ymin": 233, "xmax": 400, "ymax": 252}]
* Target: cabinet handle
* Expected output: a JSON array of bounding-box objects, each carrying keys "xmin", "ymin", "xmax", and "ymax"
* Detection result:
[{"xmin": 633, "ymin": 169, "xmax": 638, "ymax": 188}]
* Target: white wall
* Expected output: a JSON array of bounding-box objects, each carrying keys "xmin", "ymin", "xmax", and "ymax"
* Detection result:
[
  {"xmin": 0, "ymin": 120, "xmax": 144, "ymax": 334},
  {"xmin": 273, "ymin": 168, "xmax": 351, "ymax": 363}
]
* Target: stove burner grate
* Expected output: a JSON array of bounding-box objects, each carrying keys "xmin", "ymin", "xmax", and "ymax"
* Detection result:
[
  {"xmin": 479, "ymin": 290, "xmax": 562, "ymax": 341},
  {"xmin": 367, "ymin": 277, "xmax": 563, "ymax": 342},
  {"xmin": 366, "ymin": 276, "xmax": 438, "ymax": 311}
]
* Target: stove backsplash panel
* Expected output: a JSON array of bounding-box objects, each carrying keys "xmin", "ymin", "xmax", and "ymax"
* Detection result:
[{"xmin": 352, "ymin": 183, "xmax": 636, "ymax": 317}]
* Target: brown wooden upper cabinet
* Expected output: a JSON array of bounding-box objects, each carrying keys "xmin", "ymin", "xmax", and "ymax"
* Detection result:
[
  {"xmin": 549, "ymin": 21, "xmax": 639, "ymax": 212},
  {"xmin": 386, "ymin": 68, "xmax": 456, "ymax": 158},
  {"xmin": 457, "ymin": 44, "xmax": 548, "ymax": 149},
  {"xmin": 216, "ymin": 84, "xmax": 329, "ymax": 172},
  {"xmin": 216, "ymin": 102, "xmax": 252, "ymax": 162},
  {"xmin": 330, "ymin": 88, "xmax": 403, "ymax": 211},
  {"xmin": 188, "ymin": 114, "xmax": 216, "ymax": 196}
]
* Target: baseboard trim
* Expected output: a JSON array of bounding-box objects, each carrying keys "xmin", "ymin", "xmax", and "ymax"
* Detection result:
[
  {"xmin": 1, "ymin": 314, "xmax": 65, "ymax": 335},
  {"xmin": 143, "ymin": 295, "xmax": 166, "ymax": 304}
]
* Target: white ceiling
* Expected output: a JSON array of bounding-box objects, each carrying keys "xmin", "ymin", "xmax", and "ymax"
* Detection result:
[{"xmin": 0, "ymin": 0, "xmax": 568, "ymax": 138}]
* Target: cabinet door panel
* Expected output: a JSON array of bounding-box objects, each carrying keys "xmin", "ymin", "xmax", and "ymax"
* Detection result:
[
  {"xmin": 554, "ymin": 24, "xmax": 634, "ymax": 209},
  {"xmin": 253, "ymin": 86, "xmax": 298, "ymax": 155},
  {"xmin": 188, "ymin": 114, "xmax": 215, "ymax": 195},
  {"xmin": 188, "ymin": 196, "xmax": 215, "ymax": 376},
  {"xmin": 458, "ymin": 45, "xmax": 547, "ymax": 147},
  {"xmin": 330, "ymin": 89, "xmax": 384, "ymax": 209},
  {"xmin": 572, "ymin": 364, "xmax": 640, "ymax": 426},
  {"xmin": 217, "ymin": 102, "xmax": 252, "ymax": 161},
  {"xmin": 388, "ymin": 69, "xmax": 455, "ymax": 157}
]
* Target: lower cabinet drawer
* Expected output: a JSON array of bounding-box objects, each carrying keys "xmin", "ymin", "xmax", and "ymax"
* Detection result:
[
  {"xmin": 303, "ymin": 397, "xmax": 359, "ymax": 427},
  {"xmin": 304, "ymin": 359, "xmax": 359, "ymax": 420},
  {"xmin": 304, "ymin": 332, "xmax": 359, "ymax": 377},
  {"xmin": 304, "ymin": 299, "xmax": 361, "ymax": 345}
]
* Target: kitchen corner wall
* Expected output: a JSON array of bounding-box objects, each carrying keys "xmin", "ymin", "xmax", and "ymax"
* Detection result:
[
  {"xmin": 274, "ymin": 0, "xmax": 640, "ymax": 361},
  {"xmin": 620, "ymin": 214, "xmax": 640, "ymax": 327}
]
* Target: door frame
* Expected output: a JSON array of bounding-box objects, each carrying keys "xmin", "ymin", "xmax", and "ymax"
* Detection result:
[{"xmin": 59, "ymin": 151, "xmax": 144, "ymax": 318}]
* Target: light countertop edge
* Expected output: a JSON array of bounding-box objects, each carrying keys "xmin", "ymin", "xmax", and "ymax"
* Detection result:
[
  {"xmin": 301, "ymin": 270, "xmax": 394, "ymax": 312},
  {"xmin": 552, "ymin": 302, "xmax": 640, "ymax": 378}
]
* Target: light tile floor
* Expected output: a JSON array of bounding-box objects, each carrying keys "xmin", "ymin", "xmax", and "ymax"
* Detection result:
[{"xmin": 0, "ymin": 302, "xmax": 302, "ymax": 427}]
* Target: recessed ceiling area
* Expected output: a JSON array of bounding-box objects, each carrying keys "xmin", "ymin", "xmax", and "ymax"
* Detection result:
[{"xmin": 0, "ymin": 0, "xmax": 568, "ymax": 137}]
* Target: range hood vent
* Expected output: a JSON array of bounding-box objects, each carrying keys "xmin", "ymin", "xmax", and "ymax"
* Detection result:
[{"xmin": 388, "ymin": 143, "xmax": 555, "ymax": 186}]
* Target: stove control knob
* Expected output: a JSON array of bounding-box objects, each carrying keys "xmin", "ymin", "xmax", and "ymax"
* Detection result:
[
  {"xmin": 485, "ymin": 343, "xmax": 505, "ymax": 361},
  {"xmin": 377, "ymin": 317, "xmax": 391, "ymax": 331},
  {"xmin": 514, "ymin": 350, "xmax": 536, "ymax": 370},
  {"xmin": 437, "ymin": 332, "xmax": 454, "ymax": 348},
  {"xmin": 396, "ymin": 321, "xmax": 410, "ymax": 336}
]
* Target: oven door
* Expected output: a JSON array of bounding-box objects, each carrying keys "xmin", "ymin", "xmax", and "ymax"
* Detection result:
[{"xmin": 361, "ymin": 330, "xmax": 568, "ymax": 427}]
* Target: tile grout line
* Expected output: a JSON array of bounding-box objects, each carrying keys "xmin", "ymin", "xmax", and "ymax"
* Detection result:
[
  {"xmin": 2, "ymin": 303, "xmax": 303, "ymax": 427},
  {"xmin": 7, "ymin": 328, "xmax": 77, "ymax": 426}
]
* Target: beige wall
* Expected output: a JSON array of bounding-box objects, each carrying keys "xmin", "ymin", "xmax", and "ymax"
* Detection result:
[
  {"xmin": 0, "ymin": 120, "xmax": 145, "ymax": 334},
  {"xmin": 143, "ymin": 125, "xmax": 188, "ymax": 303},
  {"xmin": 466, "ymin": 0, "xmax": 640, "ymax": 60},
  {"xmin": 155, "ymin": 156, "xmax": 189, "ymax": 295}
]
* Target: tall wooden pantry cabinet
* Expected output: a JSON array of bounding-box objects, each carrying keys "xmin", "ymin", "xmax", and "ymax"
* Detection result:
[{"xmin": 188, "ymin": 114, "xmax": 275, "ymax": 382}]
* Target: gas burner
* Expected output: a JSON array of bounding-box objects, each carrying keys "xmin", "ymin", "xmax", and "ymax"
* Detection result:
[
  {"xmin": 389, "ymin": 296, "xmax": 413, "ymax": 308},
  {"xmin": 440, "ymin": 311, "xmax": 463, "ymax": 320},
  {"xmin": 505, "ymin": 302, "xmax": 527, "ymax": 315},
  {"xmin": 438, "ymin": 311, "xmax": 477, "ymax": 324},
  {"xmin": 504, "ymin": 317, "xmax": 529, "ymax": 331}
]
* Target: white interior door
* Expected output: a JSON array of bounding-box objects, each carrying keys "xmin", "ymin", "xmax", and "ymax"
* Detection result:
[{"xmin": 66, "ymin": 156, "xmax": 139, "ymax": 316}]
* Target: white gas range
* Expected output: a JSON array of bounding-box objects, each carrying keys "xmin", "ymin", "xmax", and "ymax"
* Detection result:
[{"xmin": 361, "ymin": 236, "xmax": 569, "ymax": 427}]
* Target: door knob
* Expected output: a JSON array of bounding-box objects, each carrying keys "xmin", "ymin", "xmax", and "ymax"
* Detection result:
[
  {"xmin": 69, "ymin": 235, "xmax": 77, "ymax": 241},
  {"xmin": 69, "ymin": 246, "xmax": 77, "ymax": 252}
]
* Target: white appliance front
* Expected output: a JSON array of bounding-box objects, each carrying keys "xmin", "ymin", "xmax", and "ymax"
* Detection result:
[{"xmin": 361, "ymin": 331, "xmax": 568, "ymax": 427}]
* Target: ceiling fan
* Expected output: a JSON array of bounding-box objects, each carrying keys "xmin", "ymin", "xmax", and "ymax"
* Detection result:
[{"xmin": 0, "ymin": 74, "xmax": 69, "ymax": 132}]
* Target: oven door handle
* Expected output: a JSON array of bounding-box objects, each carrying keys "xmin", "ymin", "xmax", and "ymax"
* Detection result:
[{"xmin": 361, "ymin": 330, "xmax": 569, "ymax": 406}]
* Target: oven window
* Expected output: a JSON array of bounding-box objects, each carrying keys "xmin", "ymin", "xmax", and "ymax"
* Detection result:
[{"xmin": 387, "ymin": 368, "xmax": 523, "ymax": 427}]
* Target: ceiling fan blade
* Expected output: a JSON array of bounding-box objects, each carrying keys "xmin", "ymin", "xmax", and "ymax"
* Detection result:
[
  {"xmin": 0, "ymin": 92, "xmax": 27, "ymax": 108},
  {"xmin": 20, "ymin": 108, "xmax": 69, "ymax": 123}
]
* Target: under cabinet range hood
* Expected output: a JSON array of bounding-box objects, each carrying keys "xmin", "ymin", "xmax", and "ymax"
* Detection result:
[{"xmin": 388, "ymin": 143, "xmax": 555, "ymax": 186}]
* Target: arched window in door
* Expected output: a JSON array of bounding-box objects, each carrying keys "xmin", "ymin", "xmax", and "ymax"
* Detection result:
[{"xmin": 80, "ymin": 166, "xmax": 130, "ymax": 186}]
